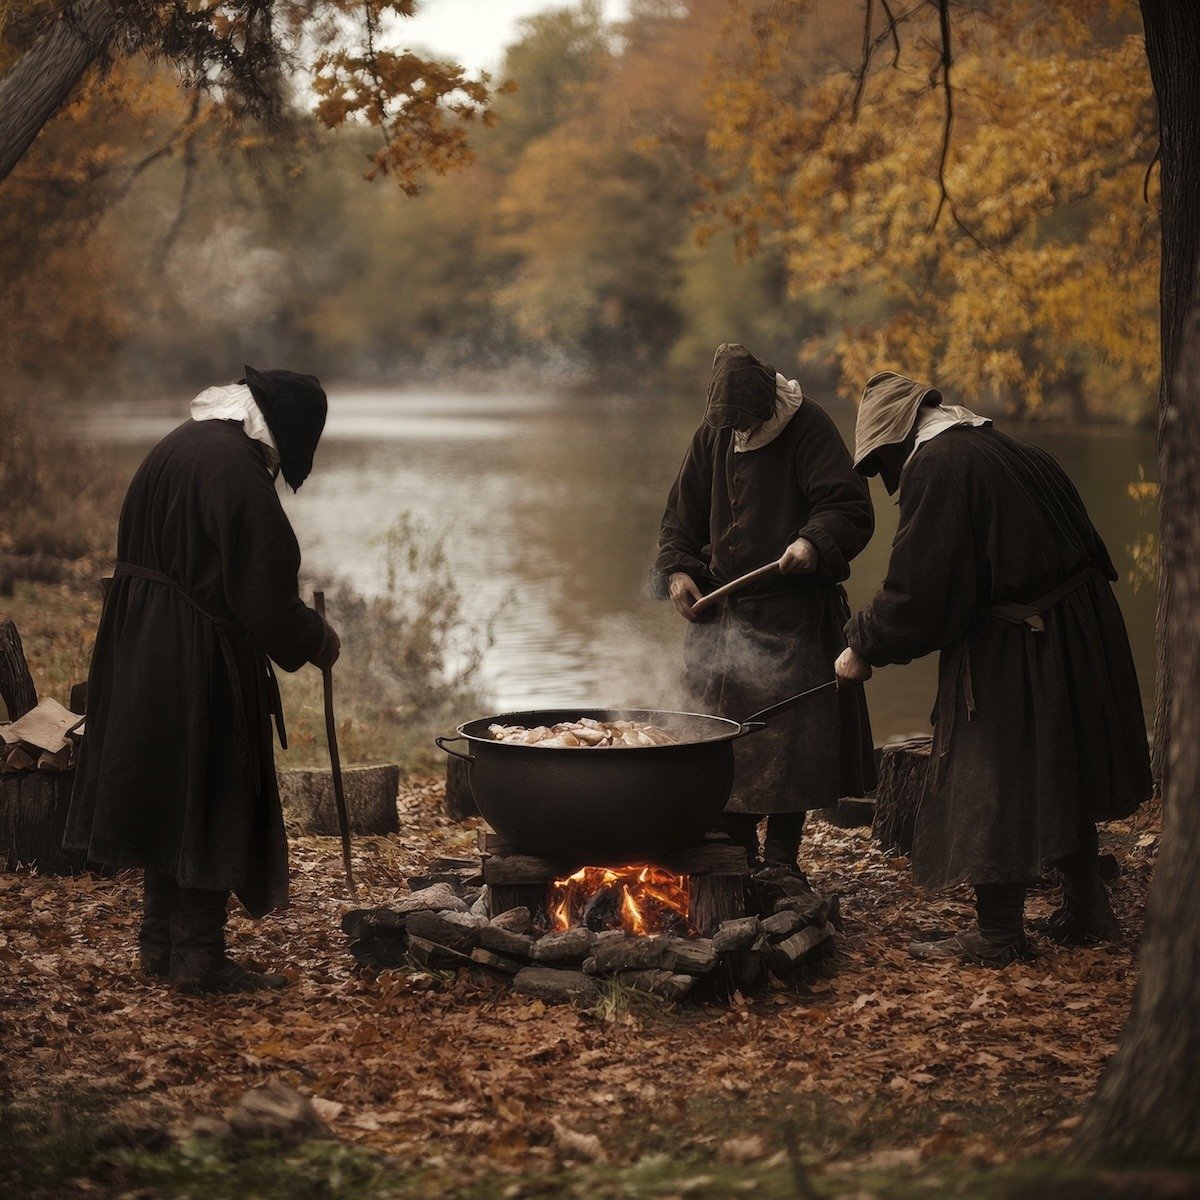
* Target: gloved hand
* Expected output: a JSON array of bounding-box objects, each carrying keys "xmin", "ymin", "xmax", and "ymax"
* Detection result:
[
  {"xmin": 311, "ymin": 618, "xmax": 341, "ymax": 670},
  {"xmin": 778, "ymin": 536, "xmax": 817, "ymax": 574},
  {"xmin": 669, "ymin": 572, "xmax": 704, "ymax": 622},
  {"xmin": 835, "ymin": 645, "xmax": 872, "ymax": 683}
]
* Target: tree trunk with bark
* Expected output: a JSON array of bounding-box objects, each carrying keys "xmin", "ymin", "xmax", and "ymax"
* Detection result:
[
  {"xmin": 1077, "ymin": 5, "xmax": 1200, "ymax": 1159},
  {"xmin": 0, "ymin": 1, "xmax": 120, "ymax": 185}
]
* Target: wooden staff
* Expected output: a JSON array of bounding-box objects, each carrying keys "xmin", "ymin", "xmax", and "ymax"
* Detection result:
[
  {"xmin": 314, "ymin": 591, "xmax": 356, "ymax": 896},
  {"xmin": 692, "ymin": 561, "xmax": 782, "ymax": 615}
]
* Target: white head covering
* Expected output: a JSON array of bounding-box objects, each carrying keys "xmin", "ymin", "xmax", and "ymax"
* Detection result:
[
  {"xmin": 190, "ymin": 382, "xmax": 280, "ymax": 469},
  {"xmin": 904, "ymin": 403, "xmax": 990, "ymax": 466},
  {"xmin": 733, "ymin": 374, "xmax": 805, "ymax": 452}
]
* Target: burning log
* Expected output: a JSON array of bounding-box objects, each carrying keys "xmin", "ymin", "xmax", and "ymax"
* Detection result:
[
  {"xmin": 872, "ymin": 736, "xmax": 932, "ymax": 856},
  {"xmin": 278, "ymin": 764, "xmax": 401, "ymax": 836}
]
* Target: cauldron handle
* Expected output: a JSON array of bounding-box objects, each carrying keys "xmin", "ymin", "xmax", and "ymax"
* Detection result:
[
  {"xmin": 737, "ymin": 678, "xmax": 838, "ymax": 736},
  {"xmin": 435, "ymin": 735, "xmax": 475, "ymax": 763}
]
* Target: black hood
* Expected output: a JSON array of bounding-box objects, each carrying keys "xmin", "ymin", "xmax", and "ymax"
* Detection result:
[
  {"xmin": 242, "ymin": 365, "xmax": 327, "ymax": 491},
  {"xmin": 704, "ymin": 343, "xmax": 776, "ymax": 429}
]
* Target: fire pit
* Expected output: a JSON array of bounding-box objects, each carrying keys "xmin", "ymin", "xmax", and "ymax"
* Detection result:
[{"xmin": 343, "ymin": 831, "xmax": 840, "ymax": 1005}]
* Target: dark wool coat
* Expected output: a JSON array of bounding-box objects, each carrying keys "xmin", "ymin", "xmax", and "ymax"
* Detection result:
[
  {"xmin": 65, "ymin": 420, "xmax": 326, "ymax": 916},
  {"xmin": 655, "ymin": 400, "xmax": 877, "ymax": 813},
  {"xmin": 847, "ymin": 426, "xmax": 1152, "ymax": 889}
]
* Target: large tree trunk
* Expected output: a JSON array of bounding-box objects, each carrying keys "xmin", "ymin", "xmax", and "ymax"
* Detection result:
[
  {"xmin": 1076, "ymin": 5, "xmax": 1200, "ymax": 1160},
  {"xmin": 0, "ymin": 0, "xmax": 120, "ymax": 185},
  {"xmin": 1144, "ymin": 0, "xmax": 1200, "ymax": 795}
]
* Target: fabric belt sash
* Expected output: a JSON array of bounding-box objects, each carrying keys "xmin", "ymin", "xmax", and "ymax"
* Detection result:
[
  {"xmin": 946, "ymin": 566, "xmax": 1103, "ymax": 750},
  {"xmin": 110, "ymin": 563, "xmax": 289, "ymax": 772}
]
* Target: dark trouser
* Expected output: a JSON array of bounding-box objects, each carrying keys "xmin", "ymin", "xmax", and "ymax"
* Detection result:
[
  {"xmin": 720, "ymin": 812, "xmax": 806, "ymax": 867},
  {"xmin": 140, "ymin": 869, "xmax": 229, "ymax": 978},
  {"xmin": 973, "ymin": 820, "xmax": 1104, "ymax": 944}
]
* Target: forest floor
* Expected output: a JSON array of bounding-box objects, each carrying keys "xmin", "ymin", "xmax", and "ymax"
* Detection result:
[{"xmin": 2, "ymin": 779, "xmax": 1196, "ymax": 1200}]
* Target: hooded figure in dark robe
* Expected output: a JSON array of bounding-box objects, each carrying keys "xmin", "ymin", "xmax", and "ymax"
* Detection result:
[
  {"xmin": 836, "ymin": 372, "xmax": 1152, "ymax": 965},
  {"xmin": 64, "ymin": 366, "xmax": 341, "ymax": 994},
  {"xmin": 654, "ymin": 344, "xmax": 877, "ymax": 874}
]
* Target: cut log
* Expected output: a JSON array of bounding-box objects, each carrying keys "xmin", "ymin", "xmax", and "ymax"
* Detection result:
[
  {"xmin": 873, "ymin": 736, "xmax": 932, "ymax": 855},
  {"xmin": 405, "ymin": 910, "xmax": 484, "ymax": 955},
  {"xmin": 0, "ymin": 770, "xmax": 86, "ymax": 874},
  {"xmin": 488, "ymin": 882, "xmax": 550, "ymax": 923},
  {"xmin": 824, "ymin": 797, "xmax": 876, "ymax": 829},
  {"xmin": 712, "ymin": 916, "xmax": 762, "ymax": 954},
  {"xmin": 657, "ymin": 842, "xmax": 749, "ymax": 875},
  {"xmin": 444, "ymin": 753, "xmax": 479, "ymax": 821},
  {"xmin": 761, "ymin": 909, "xmax": 806, "ymax": 941},
  {"xmin": 688, "ymin": 872, "xmax": 747, "ymax": 937},
  {"xmin": 512, "ymin": 966, "xmax": 601, "ymax": 1006},
  {"xmin": 483, "ymin": 853, "xmax": 569, "ymax": 885},
  {"xmin": 407, "ymin": 934, "xmax": 476, "ymax": 972},
  {"xmin": 277, "ymin": 764, "xmax": 400, "ymax": 835},
  {"xmin": 769, "ymin": 921, "xmax": 836, "ymax": 982},
  {"xmin": 470, "ymin": 947, "xmax": 522, "ymax": 975},
  {"xmin": 0, "ymin": 618, "xmax": 37, "ymax": 720},
  {"xmin": 663, "ymin": 937, "xmax": 718, "ymax": 975}
]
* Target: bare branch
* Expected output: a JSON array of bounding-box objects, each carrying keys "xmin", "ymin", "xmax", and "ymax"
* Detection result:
[
  {"xmin": 1144, "ymin": 142, "xmax": 1161, "ymax": 203},
  {"xmin": 850, "ymin": 0, "xmax": 875, "ymax": 122},
  {"xmin": 155, "ymin": 89, "xmax": 203, "ymax": 270},
  {"xmin": 928, "ymin": 0, "xmax": 955, "ymax": 232},
  {"xmin": 879, "ymin": 0, "xmax": 902, "ymax": 66}
]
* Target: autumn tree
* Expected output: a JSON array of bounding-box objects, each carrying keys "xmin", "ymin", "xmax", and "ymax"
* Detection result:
[
  {"xmin": 701, "ymin": 0, "xmax": 1198, "ymax": 1162},
  {"xmin": 0, "ymin": 1, "xmax": 497, "ymax": 192}
]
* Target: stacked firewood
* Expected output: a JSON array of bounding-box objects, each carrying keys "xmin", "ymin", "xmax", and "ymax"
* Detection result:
[
  {"xmin": 1, "ymin": 697, "xmax": 82, "ymax": 772},
  {"xmin": 343, "ymin": 858, "xmax": 839, "ymax": 1006}
]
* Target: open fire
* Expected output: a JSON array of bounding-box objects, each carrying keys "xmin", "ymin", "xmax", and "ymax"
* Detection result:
[{"xmin": 550, "ymin": 865, "xmax": 692, "ymax": 936}]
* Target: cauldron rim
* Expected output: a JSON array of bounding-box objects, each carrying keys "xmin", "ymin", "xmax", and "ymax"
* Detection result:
[{"xmin": 456, "ymin": 707, "xmax": 743, "ymax": 751}]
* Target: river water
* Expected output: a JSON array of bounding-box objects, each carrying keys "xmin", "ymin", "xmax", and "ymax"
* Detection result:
[{"xmin": 77, "ymin": 387, "xmax": 1158, "ymax": 740}]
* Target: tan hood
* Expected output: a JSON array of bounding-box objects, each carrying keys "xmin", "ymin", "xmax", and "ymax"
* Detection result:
[{"xmin": 853, "ymin": 371, "xmax": 943, "ymax": 470}]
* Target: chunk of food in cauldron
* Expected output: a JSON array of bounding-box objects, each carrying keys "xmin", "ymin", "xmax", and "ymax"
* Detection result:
[{"xmin": 487, "ymin": 717, "xmax": 677, "ymax": 748}]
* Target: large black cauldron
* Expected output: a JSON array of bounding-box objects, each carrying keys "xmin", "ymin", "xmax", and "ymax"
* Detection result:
[{"xmin": 436, "ymin": 684, "xmax": 833, "ymax": 864}]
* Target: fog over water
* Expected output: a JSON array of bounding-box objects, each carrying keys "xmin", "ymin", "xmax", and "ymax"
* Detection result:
[{"xmin": 77, "ymin": 387, "xmax": 1158, "ymax": 741}]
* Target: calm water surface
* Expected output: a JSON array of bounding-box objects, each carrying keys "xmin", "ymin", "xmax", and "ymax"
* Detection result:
[{"xmin": 76, "ymin": 388, "xmax": 1158, "ymax": 740}]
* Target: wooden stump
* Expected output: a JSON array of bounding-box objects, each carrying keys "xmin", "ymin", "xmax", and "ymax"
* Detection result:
[
  {"xmin": 872, "ymin": 736, "xmax": 932, "ymax": 855},
  {"xmin": 444, "ymin": 754, "xmax": 478, "ymax": 821},
  {"xmin": 278, "ymin": 763, "xmax": 401, "ymax": 835},
  {"xmin": 0, "ymin": 771, "xmax": 86, "ymax": 873},
  {"xmin": 0, "ymin": 617, "xmax": 37, "ymax": 720}
]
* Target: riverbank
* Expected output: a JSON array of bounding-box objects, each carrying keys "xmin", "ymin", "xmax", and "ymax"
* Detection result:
[{"xmin": 0, "ymin": 776, "xmax": 1174, "ymax": 1199}]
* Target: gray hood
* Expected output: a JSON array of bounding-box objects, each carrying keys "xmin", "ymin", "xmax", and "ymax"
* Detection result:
[{"xmin": 853, "ymin": 371, "xmax": 943, "ymax": 471}]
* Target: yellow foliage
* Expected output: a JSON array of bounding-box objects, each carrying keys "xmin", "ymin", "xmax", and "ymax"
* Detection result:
[{"xmin": 702, "ymin": 0, "xmax": 1158, "ymax": 418}]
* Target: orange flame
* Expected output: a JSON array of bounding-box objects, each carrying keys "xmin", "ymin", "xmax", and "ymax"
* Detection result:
[{"xmin": 550, "ymin": 865, "xmax": 691, "ymax": 936}]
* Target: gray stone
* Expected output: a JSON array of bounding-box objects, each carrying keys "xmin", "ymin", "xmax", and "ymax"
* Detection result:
[
  {"xmin": 712, "ymin": 917, "xmax": 762, "ymax": 955},
  {"xmin": 226, "ymin": 1082, "xmax": 328, "ymax": 1141},
  {"xmin": 480, "ymin": 925, "xmax": 534, "ymax": 959},
  {"xmin": 530, "ymin": 926, "xmax": 593, "ymax": 964},
  {"xmin": 491, "ymin": 906, "xmax": 532, "ymax": 934},
  {"xmin": 390, "ymin": 883, "xmax": 467, "ymax": 915},
  {"xmin": 617, "ymin": 969, "xmax": 695, "ymax": 1001},
  {"xmin": 585, "ymin": 935, "xmax": 668, "ymax": 974},
  {"xmin": 512, "ymin": 967, "xmax": 601, "ymax": 1006},
  {"xmin": 278, "ymin": 764, "xmax": 400, "ymax": 835}
]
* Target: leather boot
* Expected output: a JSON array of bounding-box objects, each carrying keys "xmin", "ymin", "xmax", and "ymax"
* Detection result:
[
  {"xmin": 138, "ymin": 870, "xmax": 176, "ymax": 978},
  {"xmin": 763, "ymin": 812, "xmax": 807, "ymax": 883},
  {"xmin": 908, "ymin": 929, "xmax": 1034, "ymax": 967},
  {"xmin": 1038, "ymin": 823, "xmax": 1121, "ymax": 945},
  {"xmin": 168, "ymin": 887, "xmax": 288, "ymax": 995}
]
